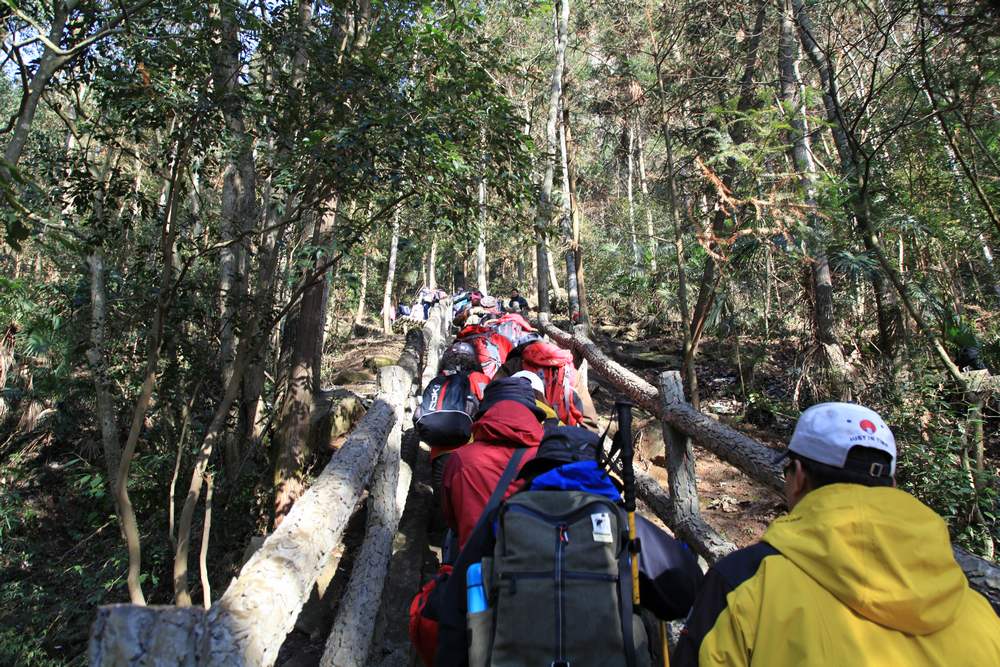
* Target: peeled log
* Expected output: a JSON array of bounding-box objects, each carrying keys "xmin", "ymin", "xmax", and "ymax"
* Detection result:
[
  {"xmin": 89, "ymin": 403, "xmax": 396, "ymax": 666},
  {"xmin": 421, "ymin": 301, "xmax": 451, "ymax": 391},
  {"xmin": 320, "ymin": 367, "xmax": 408, "ymax": 667}
]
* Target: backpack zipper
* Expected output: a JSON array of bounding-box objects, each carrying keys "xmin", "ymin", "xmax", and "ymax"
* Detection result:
[{"xmin": 556, "ymin": 523, "xmax": 568, "ymax": 665}]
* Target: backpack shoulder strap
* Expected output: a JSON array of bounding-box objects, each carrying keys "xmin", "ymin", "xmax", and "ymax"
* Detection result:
[{"xmin": 475, "ymin": 447, "xmax": 526, "ymax": 534}]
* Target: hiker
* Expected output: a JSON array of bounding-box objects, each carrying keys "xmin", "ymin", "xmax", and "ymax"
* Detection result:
[
  {"xmin": 440, "ymin": 376, "xmax": 545, "ymax": 550},
  {"xmin": 496, "ymin": 338, "xmax": 600, "ymax": 429},
  {"xmin": 425, "ymin": 425, "xmax": 703, "ymax": 667},
  {"xmin": 506, "ymin": 287, "xmax": 529, "ymax": 313},
  {"xmin": 421, "ymin": 342, "xmax": 491, "ymax": 499},
  {"xmin": 673, "ymin": 402, "xmax": 1000, "ymax": 667},
  {"xmin": 420, "ymin": 286, "xmax": 438, "ymax": 319}
]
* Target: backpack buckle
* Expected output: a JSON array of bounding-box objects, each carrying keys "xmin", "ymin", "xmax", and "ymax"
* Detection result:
[{"xmin": 628, "ymin": 537, "xmax": 642, "ymax": 554}]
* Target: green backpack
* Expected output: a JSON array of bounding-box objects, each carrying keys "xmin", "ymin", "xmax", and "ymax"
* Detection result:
[{"xmin": 468, "ymin": 490, "xmax": 650, "ymax": 667}]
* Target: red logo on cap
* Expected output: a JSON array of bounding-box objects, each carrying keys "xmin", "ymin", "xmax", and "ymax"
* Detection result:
[{"xmin": 859, "ymin": 419, "xmax": 877, "ymax": 434}]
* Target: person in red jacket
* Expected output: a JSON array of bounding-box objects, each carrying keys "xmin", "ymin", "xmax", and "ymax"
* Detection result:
[{"xmin": 441, "ymin": 376, "xmax": 546, "ymax": 549}]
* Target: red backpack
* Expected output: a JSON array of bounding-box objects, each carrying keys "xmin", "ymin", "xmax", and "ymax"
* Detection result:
[
  {"xmin": 520, "ymin": 341, "xmax": 584, "ymax": 426},
  {"xmin": 456, "ymin": 324, "xmax": 513, "ymax": 379},
  {"xmin": 492, "ymin": 312, "xmax": 536, "ymax": 347}
]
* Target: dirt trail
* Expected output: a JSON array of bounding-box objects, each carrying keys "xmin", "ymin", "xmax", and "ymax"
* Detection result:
[{"xmin": 281, "ymin": 324, "xmax": 792, "ymax": 666}]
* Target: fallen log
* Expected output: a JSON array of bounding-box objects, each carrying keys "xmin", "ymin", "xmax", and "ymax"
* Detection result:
[
  {"xmin": 540, "ymin": 320, "xmax": 1000, "ymax": 611},
  {"xmin": 90, "ymin": 311, "xmax": 435, "ymax": 666},
  {"xmin": 539, "ymin": 319, "xmax": 783, "ymax": 492},
  {"xmin": 659, "ymin": 371, "xmax": 736, "ymax": 564},
  {"xmin": 320, "ymin": 367, "xmax": 409, "ymax": 667}
]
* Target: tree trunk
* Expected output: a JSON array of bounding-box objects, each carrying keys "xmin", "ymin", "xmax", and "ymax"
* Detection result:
[
  {"xmin": 86, "ymin": 250, "xmax": 120, "ymax": 490},
  {"xmin": 213, "ymin": 0, "xmax": 258, "ymax": 402},
  {"xmin": 273, "ymin": 211, "xmax": 337, "ymax": 525},
  {"xmin": 558, "ymin": 94, "xmax": 581, "ymax": 320},
  {"xmin": 2, "ymin": 6, "xmax": 70, "ymax": 169},
  {"xmin": 626, "ymin": 121, "xmax": 640, "ymax": 273},
  {"xmin": 477, "ymin": 177, "xmax": 489, "ymax": 293},
  {"xmin": 563, "ymin": 102, "xmax": 591, "ymax": 329},
  {"xmin": 381, "ymin": 212, "xmax": 400, "ymax": 333},
  {"xmin": 778, "ymin": 0, "xmax": 846, "ymax": 387},
  {"xmin": 791, "ymin": 0, "xmax": 902, "ymax": 359},
  {"xmin": 427, "ymin": 236, "xmax": 437, "ymax": 290},
  {"xmin": 636, "ymin": 131, "xmax": 657, "ymax": 273},
  {"xmin": 355, "ymin": 253, "xmax": 369, "ymax": 325},
  {"xmin": 534, "ymin": 0, "xmax": 569, "ymax": 317}
]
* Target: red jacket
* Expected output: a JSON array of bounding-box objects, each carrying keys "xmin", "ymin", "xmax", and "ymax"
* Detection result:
[{"xmin": 441, "ymin": 400, "xmax": 542, "ymax": 549}]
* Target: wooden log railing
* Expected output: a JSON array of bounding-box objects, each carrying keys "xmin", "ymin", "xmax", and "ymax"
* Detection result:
[
  {"xmin": 539, "ymin": 318, "xmax": 1000, "ymax": 611},
  {"xmin": 89, "ymin": 301, "xmax": 452, "ymax": 667}
]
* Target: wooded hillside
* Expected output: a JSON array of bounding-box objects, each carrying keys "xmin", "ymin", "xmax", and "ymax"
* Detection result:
[{"xmin": 1, "ymin": 0, "xmax": 998, "ymax": 663}]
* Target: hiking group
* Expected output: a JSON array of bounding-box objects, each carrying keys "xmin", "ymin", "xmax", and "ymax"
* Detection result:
[{"xmin": 406, "ymin": 290, "xmax": 1000, "ymax": 667}]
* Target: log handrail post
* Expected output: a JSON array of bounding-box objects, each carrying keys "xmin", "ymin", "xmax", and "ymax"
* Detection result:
[{"xmin": 659, "ymin": 370, "xmax": 736, "ymax": 563}]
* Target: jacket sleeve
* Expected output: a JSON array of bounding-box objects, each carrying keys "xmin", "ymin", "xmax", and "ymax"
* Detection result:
[{"xmin": 441, "ymin": 454, "xmax": 462, "ymax": 534}]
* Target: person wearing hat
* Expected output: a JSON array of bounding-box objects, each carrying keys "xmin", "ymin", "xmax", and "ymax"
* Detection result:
[
  {"xmin": 440, "ymin": 376, "xmax": 548, "ymax": 551},
  {"xmin": 673, "ymin": 402, "xmax": 1000, "ymax": 667}
]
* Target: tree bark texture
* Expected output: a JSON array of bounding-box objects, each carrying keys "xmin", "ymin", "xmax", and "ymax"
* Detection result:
[
  {"xmin": 86, "ymin": 251, "xmax": 121, "ymax": 491},
  {"xmin": 777, "ymin": 0, "xmax": 838, "ymax": 351},
  {"xmin": 534, "ymin": 0, "xmax": 568, "ymax": 315},
  {"xmin": 382, "ymin": 213, "xmax": 400, "ymax": 334},
  {"xmin": 273, "ymin": 211, "xmax": 337, "ymax": 526},
  {"xmin": 558, "ymin": 96, "xmax": 581, "ymax": 319},
  {"xmin": 320, "ymin": 367, "xmax": 408, "ymax": 667}
]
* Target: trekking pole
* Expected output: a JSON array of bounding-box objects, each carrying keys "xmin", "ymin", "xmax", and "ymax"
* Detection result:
[
  {"xmin": 614, "ymin": 400, "xmax": 639, "ymax": 606},
  {"xmin": 615, "ymin": 400, "xmax": 671, "ymax": 667}
]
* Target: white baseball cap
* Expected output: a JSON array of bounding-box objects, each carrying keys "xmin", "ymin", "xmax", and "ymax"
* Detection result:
[
  {"xmin": 779, "ymin": 402, "xmax": 896, "ymax": 476},
  {"xmin": 512, "ymin": 370, "xmax": 545, "ymax": 396}
]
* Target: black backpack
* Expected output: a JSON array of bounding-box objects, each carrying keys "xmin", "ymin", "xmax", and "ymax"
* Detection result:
[{"xmin": 415, "ymin": 374, "xmax": 479, "ymax": 449}]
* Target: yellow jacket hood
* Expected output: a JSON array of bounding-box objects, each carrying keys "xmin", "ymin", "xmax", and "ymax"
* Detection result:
[{"xmin": 763, "ymin": 484, "xmax": 968, "ymax": 635}]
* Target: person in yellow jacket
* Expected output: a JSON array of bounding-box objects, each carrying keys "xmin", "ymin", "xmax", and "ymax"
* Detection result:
[{"xmin": 672, "ymin": 402, "xmax": 1000, "ymax": 667}]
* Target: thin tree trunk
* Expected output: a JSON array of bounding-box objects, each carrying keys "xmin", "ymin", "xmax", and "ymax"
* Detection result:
[
  {"xmin": 355, "ymin": 253, "xmax": 369, "ymax": 325},
  {"xmin": 428, "ymin": 236, "xmax": 438, "ymax": 290},
  {"xmin": 477, "ymin": 177, "xmax": 489, "ymax": 294},
  {"xmin": 382, "ymin": 212, "xmax": 400, "ymax": 333},
  {"xmin": 778, "ymin": 0, "xmax": 842, "ymax": 361},
  {"xmin": 563, "ymin": 102, "xmax": 591, "ymax": 329},
  {"xmin": 559, "ymin": 95, "xmax": 581, "ymax": 320},
  {"xmin": 636, "ymin": 131, "xmax": 657, "ymax": 273},
  {"xmin": 791, "ymin": 0, "xmax": 901, "ymax": 359},
  {"xmin": 626, "ymin": 121, "xmax": 640, "ymax": 273},
  {"xmin": 534, "ymin": 0, "xmax": 569, "ymax": 317},
  {"xmin": 119, "ymin": 134, "xmax": 185, "ymax": 605},
  {"xmin": 199, "ymin": 474, "xmax": 214, "ymax": 608},
  {"xmin": 87, "ymin": 250, "xmax": 120, "ymax": 489}
]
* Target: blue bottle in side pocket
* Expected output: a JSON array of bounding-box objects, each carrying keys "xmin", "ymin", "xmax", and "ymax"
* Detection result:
[{"xmin": 466, "ymin": 562, "xmax": 487, "ymax": 613}]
